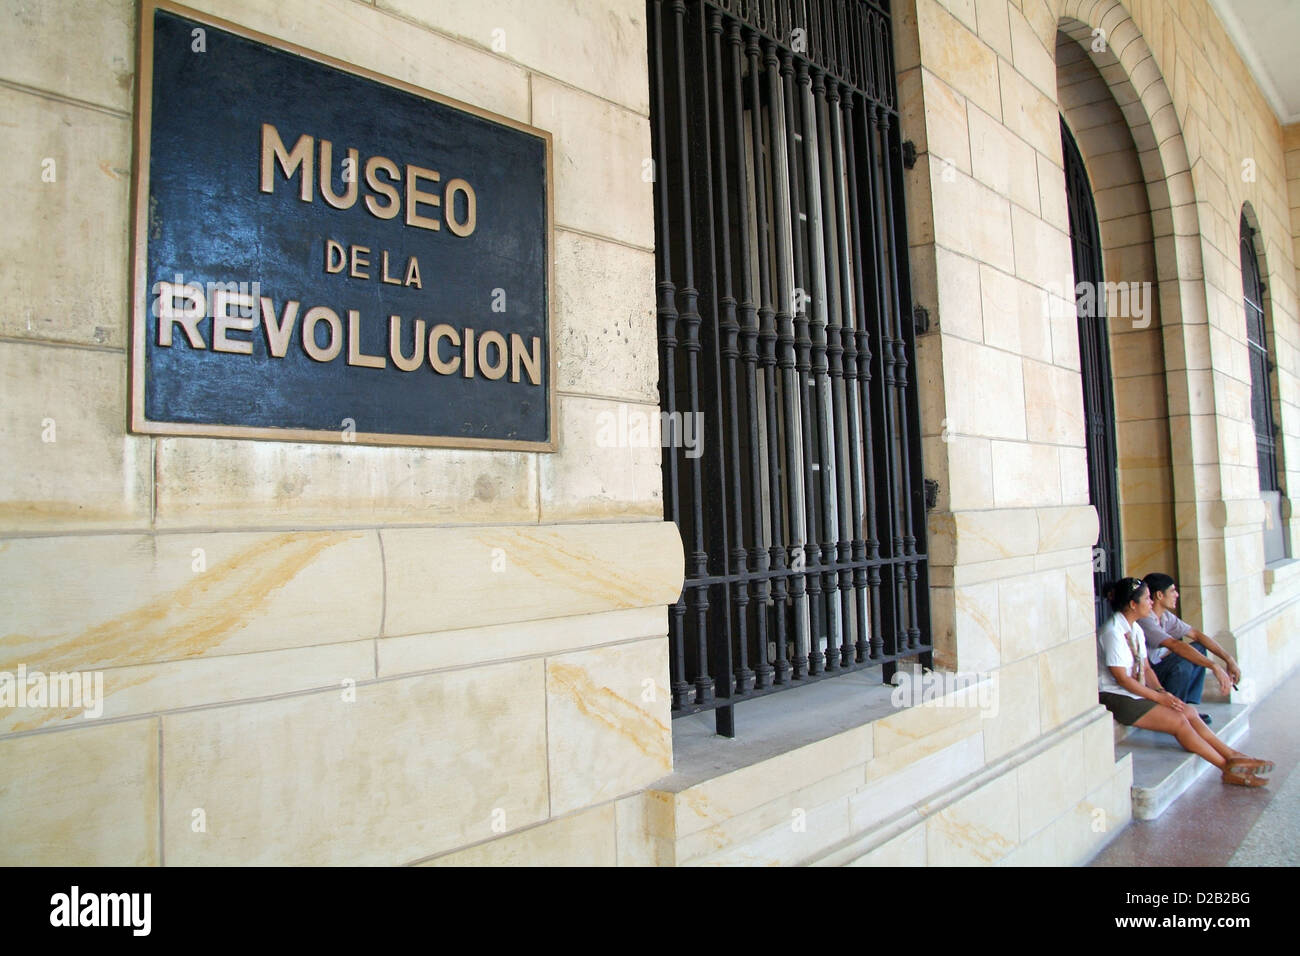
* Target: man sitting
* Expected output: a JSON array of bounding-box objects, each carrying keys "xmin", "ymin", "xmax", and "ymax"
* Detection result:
[{"xmin": 1138, "ymin": 573, "xmax": 1242, "ymax": 723}]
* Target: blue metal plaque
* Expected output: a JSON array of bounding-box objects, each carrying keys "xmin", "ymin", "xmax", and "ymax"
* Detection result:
[{"xmin": 131, "ymin": 2, "xmax": 553, "ymax": 449}]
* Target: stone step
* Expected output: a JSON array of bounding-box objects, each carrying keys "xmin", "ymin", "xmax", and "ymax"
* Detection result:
[{"xmin": 1111, "ymin": 701, "xmax": 1251, "ymax": 820}]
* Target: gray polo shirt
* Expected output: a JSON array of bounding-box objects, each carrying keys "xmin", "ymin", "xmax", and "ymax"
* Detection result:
[{"xmin": 1137, "ymin": 610, "xmax": 1193, "ymax": 665}]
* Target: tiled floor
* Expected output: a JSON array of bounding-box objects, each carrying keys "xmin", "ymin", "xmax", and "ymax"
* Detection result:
[{"xmin": 1090, "ymin": 664, "xmax": 1300, "ymax": 866}]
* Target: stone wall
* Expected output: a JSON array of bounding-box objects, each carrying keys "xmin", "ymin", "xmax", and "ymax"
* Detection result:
[
  {"xmin": 0, "ymin": 0, "xmax": 683, "ymax": 866},
  {"xmin": 877, "ymin": 0, "xmax": 1300, "ymax": 864},
  {"xmin": 3, "ymin": 0, "xmax": 1299, "ymax": 867}
]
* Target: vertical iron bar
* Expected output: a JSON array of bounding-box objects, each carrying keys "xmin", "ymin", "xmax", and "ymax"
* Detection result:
[
  {"xmin": 730, "ymin": 20, "xmax": 774, "ymax": 690},
  {"xmin": 748, "ymin": 33, "xmax": 791, "ymax": 685},
  {"xmin": 652, "ymin": 0, "xmax": 693, "ymax": 708},
  {"xmin": 839, "ymin": 83, "xmax": 870, "ymax": 665},
  {"xmin": 874, "ymin": 102, "xmax": 907, "ymax": 660},
  {"xmin": 847, "ymin": 91, "xmax": 884, "ymax": 662},
  {"xmin": 793, "ymin": 56, "xmax": 823, "ymax": 675},
  {"xmin": 670, "ymin": 0, "xmax": 713, "ymax": 705},
  {"xmin": 694, "ymin": 1, "xmax": 740, "ymax": 736},
  {"xmin": 706, "ymin": 5, "xmax": 754, "ymax": 697},
  {"xmin": 880, "ymin": 107, "xmax": 924, "ymax": 651},
  {"xmin": 825, "ymin": 78, "xmax": 857, "ymax": 666},
  {"xmin": 769, "ymin": 42, "xmax": 811, "ymax": 678},
  {"xmin": 787, "ymin": 50, "xmax": 826, "ymax": 677},
  {"xmin": 861, "ymin": 94, "xmax": 899, "ymax": 663},
  {"xmin": 802, "ymin": 63, "xmax": 844, "ymax": 671},
  {"xmin": 878, "ymin": 106, "xmax": 920, "ymax": 649}
]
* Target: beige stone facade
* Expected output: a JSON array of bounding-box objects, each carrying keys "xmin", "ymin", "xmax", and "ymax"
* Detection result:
[{"xmin": 1, "ymin": 0, "xmax": 1297, "ymax": 865}]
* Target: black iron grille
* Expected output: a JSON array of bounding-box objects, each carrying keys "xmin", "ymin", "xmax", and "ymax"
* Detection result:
[{"xmin": 648, "ymin": 0, "xmax": 931, "ymax": 734}]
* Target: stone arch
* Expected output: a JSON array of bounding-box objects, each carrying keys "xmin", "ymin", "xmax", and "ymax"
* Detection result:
[{"xmin": 1051, "ymin": 0, "xmax": 1221, "ymax": 625}]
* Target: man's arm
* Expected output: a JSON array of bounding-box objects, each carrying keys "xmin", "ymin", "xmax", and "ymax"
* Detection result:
[
  {"xmin": 1159, "ymin": 637, "xmax": 1232, "ymax": 695},
  {"xmin": 1186, "ymin": 628, "xmax": 1241, "ymax": 684}
]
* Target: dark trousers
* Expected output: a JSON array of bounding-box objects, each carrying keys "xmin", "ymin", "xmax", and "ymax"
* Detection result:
[{"xmin": 1152, "ymin": 642, "xmax": 1208, "ymax": 705}]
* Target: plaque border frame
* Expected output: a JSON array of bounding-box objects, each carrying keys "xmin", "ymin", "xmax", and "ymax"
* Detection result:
[{"xmin": 130, "ymin": 0, "xmax": 558, "ymax": 452}]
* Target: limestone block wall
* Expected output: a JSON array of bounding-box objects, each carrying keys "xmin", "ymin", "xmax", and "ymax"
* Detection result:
[
  {"xmin": 0, "ymin": 0, "xmax": 684, "ymax": 865},
  {"xmin": 1288, "ymin": 126, "xmax": 1300, "ymax": 297},
  {"xmin": 1072, "ymin": 0, "xmax": 1300, "ymax": 692},
  {"xmin": 637, "ymin": 0, "xmax": 1300, "ymax": 864},
  {"xmin": 890, "ymin": 0, "xmax": 1300, "ymax": 863},
  {"xmin": 5, "ymin": 0, "xmax": 1300, "ymax": 870},
  {"xmin": 637, "ymin": 681, "xmax": 1129, "ymax": 866},
  {"xmin": 905, "ymin": 0, "xmax": 1300, "ymax": 700},
  {"xmin": 902, "ymin": 0, "xmax": 1098, "ymax": 717},
  {"xmin": 884, "ymin": 0, "xmax": 1126, "ymax": 864}
]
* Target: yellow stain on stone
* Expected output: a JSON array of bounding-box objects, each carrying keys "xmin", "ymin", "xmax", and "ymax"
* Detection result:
[
  {"xmin": 1, "ymin": 664, "xmax": 164, "ymax": 733},
  {"xmin": 957, "ymin": 515, "xmax": 1025, "ymax": 561},
  {"xmin": 547, "ymin": 660, "xmax": 670, "ymax": 768},
  {"xmin": 676, "ymin": 788, "xmax": 715, "ymax": 828},
  {"xmin": 955, "ymin": 588, "xmax": 998, "ymax": 642},
  {"xmin": 931, "ymin": 816, "xmax": 1016, "ymax": 862},
  {"xmin": 490, "ymin": 528, "xmax": 659, "ymax": 608},
  {"xmin": 0, "ymin": 532, "xmax": 353, "ymax": 673},
  {"xmin": 0, "ymin": 501, "xmax": 143, "ymax": 523}
]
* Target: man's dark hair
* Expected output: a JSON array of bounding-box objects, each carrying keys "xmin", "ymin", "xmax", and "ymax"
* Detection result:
[{"xmin": 1143, "ymin": 572, "xmax": 1176, "ymax": 597}]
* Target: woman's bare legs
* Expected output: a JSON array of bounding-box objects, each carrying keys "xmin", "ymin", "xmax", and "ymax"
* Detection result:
[
  {"xmin": 1133, "ymin": 704, "xmax": 1227, "ymax": 769},
  {"xmin": 1178, "ymin": 710, "xmax": 1272, "ymax": 770},
  {"xmin": 1182, "ymin": 710, "xmax": 1244, "ymax": 763}
]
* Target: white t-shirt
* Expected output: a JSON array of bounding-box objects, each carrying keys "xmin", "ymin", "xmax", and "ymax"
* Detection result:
[{"xmin": 1097, "ymin": 612, "xmax": 1148, "ymax": 700}]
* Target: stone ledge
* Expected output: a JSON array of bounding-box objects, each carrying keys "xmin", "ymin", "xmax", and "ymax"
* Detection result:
[
  {"xmin": 647, "ymin": 666, "xmax": 1111, "ymax": 865},
  {"xmin": 381, "ymin": 520, "xmax": 684, "ymax": 636},
  {"xmin": 661, "ymin": 672, "xmax": 896, "ymax": 791},
  {"xmin": 1263, "ymin": 556, "xmax": 1300, "ymax": 595},
  {"xmin": 812, "ymin": 705, "xmax": 1113, "ymax": 866}
]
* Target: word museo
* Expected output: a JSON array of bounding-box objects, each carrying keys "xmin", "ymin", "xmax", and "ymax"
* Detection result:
[
  {"xmin": 890, "ymin": 668, "xmax": 998, "ymax": 717},
  {"xmin": 0, "ymin": 664, "xmax": 103, "ymax": 719},
  {"xmin": 595, "ymin": 404, "xmax": 704, "ymax": 459},
  {"xmin": 1043, "ymin": 279, "xmax": 1152, "ymax": 328},
  {"xmin": 261, "ymin": 123, "xmax": 477, "ymax": 236}
]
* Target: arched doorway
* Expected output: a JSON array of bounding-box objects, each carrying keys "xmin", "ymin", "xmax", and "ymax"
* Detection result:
[
  {"xmin": 1056, "ymin": 11, "xmax": 1186, "ymax": 630},
  {"xmin": 1061, "ymin": 118, "xmax": 1122, "ymax": 627}
]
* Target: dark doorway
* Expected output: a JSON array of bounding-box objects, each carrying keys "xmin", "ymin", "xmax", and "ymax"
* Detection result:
[{"xmin": 1061, "ymin": 118, "xmax": 1122, "ymax": 628}]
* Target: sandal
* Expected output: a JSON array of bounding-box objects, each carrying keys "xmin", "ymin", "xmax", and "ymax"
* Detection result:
[
  {"xmin": 1222, "ymin": 767, "xmax": 1269, "ymax": 787},
  {"xmin": 1226, "ymin": 757, "xmax": 1275, "ymax": 775}
]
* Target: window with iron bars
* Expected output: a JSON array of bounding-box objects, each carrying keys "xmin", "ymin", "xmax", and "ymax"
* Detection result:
[
  {"xmin": 1241, "ymin": 213, "xmax": 1280, "ymax": 493},
  {"xmin": 1240, "ymin": 211, "xmax": 1290, "ymax": 563},
  {"xmin": 648, "ymin": 0, "xmax": 931, "ymax": 736}
]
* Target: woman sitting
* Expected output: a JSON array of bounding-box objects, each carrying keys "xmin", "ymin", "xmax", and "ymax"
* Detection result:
[{"xmin": 1097, "ymin": 577, "xmax": 1272, "ymax": 787}]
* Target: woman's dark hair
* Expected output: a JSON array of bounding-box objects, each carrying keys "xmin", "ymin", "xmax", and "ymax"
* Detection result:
[
  {"xmin": 1103, "ymin": 577, "xmax": 1148, "ymax": 613},
  {"xmin": 1143, "ymin": 572, "xmax": 1175, "ymax": 597}
]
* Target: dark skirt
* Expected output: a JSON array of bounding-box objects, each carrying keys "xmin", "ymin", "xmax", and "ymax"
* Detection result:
[{"xmin": 1099, "ymin": 692, "xmax": 1159, "ymax": 725}]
